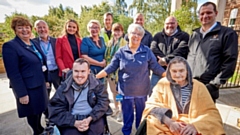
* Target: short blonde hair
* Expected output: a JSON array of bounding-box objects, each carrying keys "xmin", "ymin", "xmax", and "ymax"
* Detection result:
[{"xmin": 87, "ymin": 19, "xmax": 101, "ymax": 32}]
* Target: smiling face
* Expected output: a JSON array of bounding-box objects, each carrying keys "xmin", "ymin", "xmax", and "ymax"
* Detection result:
[
  {"xmin": 35, "ymin": 21, "xmax": 49, "ymax": 40},
  {"xmin": 66, "ymin": 21, "xmax": 78, "ymax": 35},
  {"xmin": 164, "ymin": 17, "xmax": 178, "ymax": 36},
  {"xmin": 199, "ymin": 4, "xmax": 218, "ymax": 28},
  {"xmin": 134, "ymin": 14, "xmax": 144, "ymax": 27},
  {"xmin": 128, "ymin": 28, "xmax": 143, "ymax": 46},
  {"xmin": 89, "ymin": 22, "xmax": 100, "ymax": 37},
  {"xmin": 104, "ymin": 14, "xmax": 113, "ymax": 29},
  {"xmin": 169, "ymin": 62, "xmax": 187, "ymax": 86},
  {"xmin": 72, "ymin": 62, "xmax": 90, "ymax": 85},
  {"xmin": 15, "ymin": 25, "xmax": 32, "ymax": 41}
]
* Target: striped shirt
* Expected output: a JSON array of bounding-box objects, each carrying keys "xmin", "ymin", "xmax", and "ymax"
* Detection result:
[{"xmin": 181, "ymin": 84, "xmax": 191, "ymax": 106}]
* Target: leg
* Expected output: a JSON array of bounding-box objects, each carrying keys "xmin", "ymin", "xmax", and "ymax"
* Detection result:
[
  {"xmin": 59, "ymin": 126, "xmax": 85, "ymax": 135},
  {"xmin": 49, "ymin": 69, "xmax": 61, "ymax": 90},
  {"xmin": 150, "ymin": 73, "xmax": 161, "ymax": 96},
  {"xmin": 121, "ymin": 98, "xmax": 134, "ymax": 135},
  {"xmin": 135, "ymin": 96, "xmax": 147, "ymax": 129},
  {"xmin": 26, "ymin": 114, "xmax": 44, "ymax": 135},
  {"xmin": 87, "ymin": 117, "xmax": 105, "ymax": 135},
  {"xmin": 107, "ymin": 77, "xmax": 119, "ymax": 110}
]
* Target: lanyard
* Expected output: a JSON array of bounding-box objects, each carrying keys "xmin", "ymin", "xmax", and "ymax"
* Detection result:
[
  {"xmin": 41, "ymin": 42, "xmax": 51, "ymax": 55},
  {"xmin": 31, "ymin": 41, "xmax": 43, "ymax": 64}
]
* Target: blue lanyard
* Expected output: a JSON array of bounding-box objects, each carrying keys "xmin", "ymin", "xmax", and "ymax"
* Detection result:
[
  {"xmin": 41, "ymin": 42, "xmax": 51, "ymax": 55},
  {"xmin": 31, "ymin": 41, "xmax": 43, "ymax": 64}
]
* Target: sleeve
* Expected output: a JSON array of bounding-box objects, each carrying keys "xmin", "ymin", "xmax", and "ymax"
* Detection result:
[
  {"xmin": 104, "ymin": 50, "xmax": 120, "ymax": 74},
  {"xmin": 141, "ymin": 79, "xmax": 172, "ymax": 122},
  {"xmin": 165, "ymin": 33, "xmax": 189, "ymax": 63},
  {"xmin": 211, "ymin": 30, "xmax": 238, "ymax": 85},
  {"xmin": 148, "ymin": 50, "xmax": 165, "ymax": 76},
  {"xmin": 190, "ymin": 81, "xmax": 225, "ymax": 134},
  {"xmin": 48, "ymin": 90, "xmax": 76, "ymax": 127},
  {"xmin": 2, "ymin": 42, "xmax": 28, "ymax": 98},
  {"xmin": 147, "ymin": 32, "xmax": 153, "ymax": 48},
  {"xmin": 80, "ymin": 38, "xmax": 90, "ymax": 55},
  {"xmin": 55, "ymin": 38, "xmax": 66, "ymax": 71},
  {"xmin": 150, "ymin": 33, "xmax": 165, "ymax": 59},
  {"xmin": 89, "ymin": 82, "xmax": 110, "ymax": 122}
]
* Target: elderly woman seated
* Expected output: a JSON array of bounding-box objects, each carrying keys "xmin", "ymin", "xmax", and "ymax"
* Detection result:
[{"xmin": 141, "ymin": 56, "xmax": 225, "ymax": 135}]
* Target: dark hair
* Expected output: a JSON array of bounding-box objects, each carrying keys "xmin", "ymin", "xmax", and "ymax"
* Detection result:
[
  {"xmin": 103, "ymin": 12, "xmax": 113, "ymax": 19},
  {"xmin": 62, "ymin": 19, "xmax": 81, "ymax": 38},
  {"xmin": 11, "ymin": 16, "xmax": 32, "ymax": 31},
  {"xmin": 199, "ymin": 2, "xmax": 217, "ymax": 13},
  {"xmin": 74, "ymin": 58, "xmax": 90, "ymax": 69},
  {"xmin": 112, "ymin": 23, "xmax": 124, "ymax": 32}
]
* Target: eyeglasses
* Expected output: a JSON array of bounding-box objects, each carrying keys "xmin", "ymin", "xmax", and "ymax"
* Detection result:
[
  {"xmin": 130, "ymin": 32, "xmax": 142, "ymax": 37},
  {"xmin": 89, "ymin": 27, "xmax": 99, "ymax": 30}
]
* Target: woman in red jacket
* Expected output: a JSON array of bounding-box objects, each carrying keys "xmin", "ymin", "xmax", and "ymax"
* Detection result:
[{"xmin": 56, "ymin": 19, "xmax": 82, "ymax": 76}]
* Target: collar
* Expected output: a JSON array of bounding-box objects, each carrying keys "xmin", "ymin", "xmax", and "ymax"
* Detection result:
[
  {"xmin": 39, "ymin": 36, "xmax": 50, "ymax": 42},
  {"xmin": 200, "ymin": 22, "xmax": 217, "ymax": 34},
  {"xmin": 72, "ymin": 80, "xmax": 89, "ymax": 91}
]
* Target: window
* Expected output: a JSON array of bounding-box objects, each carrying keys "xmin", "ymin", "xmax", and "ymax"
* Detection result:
[{"xmin": 228, "ymin": 8, "xmax": 238, "ymax": 28}]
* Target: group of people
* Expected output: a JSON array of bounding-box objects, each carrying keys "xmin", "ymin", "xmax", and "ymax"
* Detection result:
[{"xmin": 2, "ymin": 1, "xmax": 238, "ymax": 135}]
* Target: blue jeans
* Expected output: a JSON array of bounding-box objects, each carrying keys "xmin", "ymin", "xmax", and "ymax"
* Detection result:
[
  {"xmin": 121, "ymin": 96, "xmax": 147, "ymax": 135},
  {"xmin": 150, "ymin": 73, "xmax": 161, "ymax": 96}
]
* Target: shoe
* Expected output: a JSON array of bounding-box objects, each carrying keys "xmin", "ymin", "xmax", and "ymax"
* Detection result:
[
  {"xmin": 111, "ymin": 109, "xmax": 120, "ymax": 117},
  {"xmin": 117, "ymin": 112, "xmax": 122, "ymax": 122}
]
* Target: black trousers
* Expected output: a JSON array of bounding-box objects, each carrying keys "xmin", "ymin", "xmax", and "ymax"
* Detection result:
[
  {"xmin": 26, "ymin": 114, "xmax": 44, "ymax": 135},
  {"xmin": 59, "ymin": 117, "xmax": 105, "ymax": 135}
]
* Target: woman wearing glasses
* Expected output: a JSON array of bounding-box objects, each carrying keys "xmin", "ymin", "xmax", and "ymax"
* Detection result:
[{"xmin": 80, "ymin": 20, "xmax": 106, "ymax": 75}]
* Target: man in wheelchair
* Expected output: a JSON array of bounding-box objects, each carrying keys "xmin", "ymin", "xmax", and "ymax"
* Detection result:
[
  {"xmin": 139, "ymin": 57, "xmax": 225, "ymax": 135},
  {"xmin": 48, "ymin": 58, "xmax": 110, "ymax": 135}
]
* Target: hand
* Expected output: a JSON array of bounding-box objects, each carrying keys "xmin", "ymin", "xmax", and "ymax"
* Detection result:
[
  {"xmin": 19, "ymin": 95, "xmax": 29, "ymax": 104},
  {"xmin": 169, "ymin": 121, "xmax": 182, "ymax": 135},
  {"xmin": 46, "ymin": 82, "xmax": 50, "ymax": 89},
  {"xmin": 180, "ymin": 124, "xmax": 198, "ymax": 135},
  {"xmin": 157, "ymin": 56, "xmax": 167, "ymax": 66},
  {"xmin": 62, "ymin": 68, "xmax": 70, "ymax": 73},
  {"xmin": 100, "ymin": 59, "xmax": 106, "ymax": 67}
]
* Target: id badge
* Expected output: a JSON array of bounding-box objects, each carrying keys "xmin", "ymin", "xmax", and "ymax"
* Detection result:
[
  {"xmin": 47, "ymin": 60, "xmax": 51, "ymax": 65},
  {"xmin": 116, "ymin": 94, "xmax": 123, "ymax": 101},
  {"xmin": 42, "ymin": 65, "xmax": 47, "ymax": 72}
]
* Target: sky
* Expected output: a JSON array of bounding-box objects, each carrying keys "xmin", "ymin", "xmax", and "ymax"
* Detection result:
[
  {"xmin": 0, "ymin": 0, "xmax": 207, "ymax": 23},
  {"xmin": 0, "ymin": 0, "xmax": 133, "ymax": 23}
]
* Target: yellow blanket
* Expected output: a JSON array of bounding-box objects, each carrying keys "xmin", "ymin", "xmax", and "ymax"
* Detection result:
[{"xmin": 142, "ymin": 78, "xmax": 225, "ymax": 135}]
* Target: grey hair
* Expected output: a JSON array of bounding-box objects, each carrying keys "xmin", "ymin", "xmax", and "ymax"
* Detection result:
[
  {"xmin": 87, "ymin": 19, "xmax": 101, "ymax": 32},
  {"xmin": 34, "ymin": 20, "xmax": 48, "ymax": 28},
  {"xmin": 127, "ymin": 23, "xmax": 145, "ymax": 37}
]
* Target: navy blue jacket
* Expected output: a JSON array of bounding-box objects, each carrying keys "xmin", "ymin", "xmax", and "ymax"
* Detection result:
[{"xmin": 2, "ymin": 36, "xmax": 48, "ymax": 117}]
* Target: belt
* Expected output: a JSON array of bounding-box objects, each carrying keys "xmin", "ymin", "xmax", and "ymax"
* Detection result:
[
  {"xmin": 49, "ymin": 69, "xmax": 58, "ymax": 73},
  {"xmin": 74, "ymin": 114, "xmax": 89, "ymax": 120}
]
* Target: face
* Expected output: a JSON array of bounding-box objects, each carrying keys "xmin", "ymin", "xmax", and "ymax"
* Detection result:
[
  {"xmin": 66, "ymin": 22, "xmax": 78, "ymax": 35},
  {"xmin": 113, "ymin": 29, "xmax": 123, "ymax": 40},
  {"xmin": 128, "ymin": 28, "xmax": 143, "ymax": 46},
  {"xmin": 15, "ymin": 25, "xmax": 32, "ymax": 41},
  {"xmin": 72, "ymin": 62, "xmax": 90, "ymax": 85},
  {"xmin": 169, "ymin": 62, "xmax": 187, "ymax": 86},
  {"xmin": 35, "ymin": 21, "xmax": 49, "ymax": 39},
  {"xmin": 164, "ymin": 17, "xmax": 178, "ymax": 36},
  {"xmin": 199, "ymin": 4, "xmax": 218, "ymax": 27},
  {"xmin": 89, "ymin": 23, "xmax": 100, "ymax": 37},
  {"xmin": 104, "ymin": 15, "xmax": 113, "ymax": 29},
  {"xmin": 134, "ymin": 14, "xmax": 144, "ymax": 27}
]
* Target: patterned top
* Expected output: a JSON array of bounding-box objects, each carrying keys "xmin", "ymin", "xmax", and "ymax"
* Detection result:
[{"xmin": 105, "ymin": 37, "xmax": 127, "ymax": 81}]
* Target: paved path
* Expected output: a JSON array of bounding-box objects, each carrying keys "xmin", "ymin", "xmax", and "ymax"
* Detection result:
[{"xmin": 0, "ymin": 73, "xmax": 240, "ymax": 135}]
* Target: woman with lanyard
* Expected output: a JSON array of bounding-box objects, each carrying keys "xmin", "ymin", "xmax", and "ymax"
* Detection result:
[
  {"xmin": 104, "ymin": 23, "xmax": 127, "ymax": 122},
  {"xmin": 2, "ymin": 16, "xmax": 48, "ymax": 135}
]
